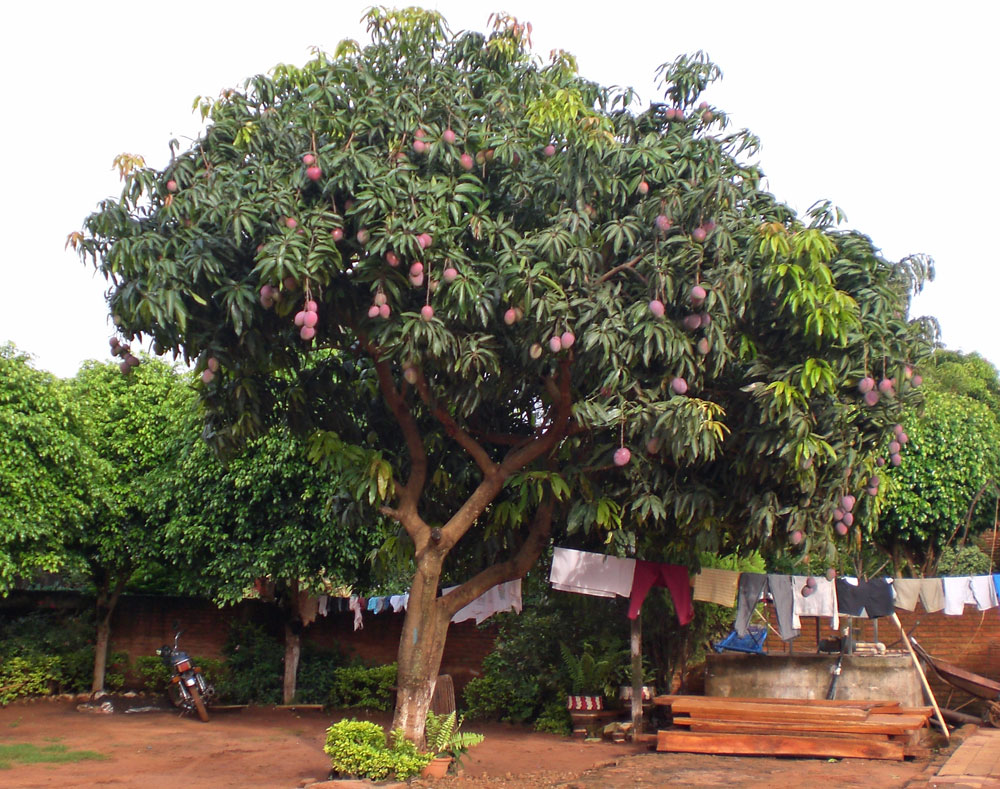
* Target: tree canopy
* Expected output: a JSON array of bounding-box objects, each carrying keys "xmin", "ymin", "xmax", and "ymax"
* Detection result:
[
  {"xmin": 72, "ymin": 8, "xmax": 935, "ymax": 739},
  {"xmin": 877, "ymin": 351, "xmax": 1000, "ymax": 574},
  {"xmin": 0, "ymin": 344, "xmax": 103, "ymax": 589}
]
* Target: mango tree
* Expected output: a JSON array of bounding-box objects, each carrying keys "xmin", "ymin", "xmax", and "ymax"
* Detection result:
[{"xmin": 72, "ymin": 9, "xmax": 934, "ymax": 741}]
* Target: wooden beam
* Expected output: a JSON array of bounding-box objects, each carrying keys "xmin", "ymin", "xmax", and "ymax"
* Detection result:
[
  {"xmin": 670, "ymin": 698, "xmax": 869, "ymax": 723},
  {"xmin": 656, "ymin": 730, "xmax": 905, "ymax": 760},
  {"xmin": 630, "ymin": 614, "xmax": 642, "ymax": 742},
  {"xmin": 681, "ymin": 721, "xmax": 891, "ymax": 740},
  {"xmin": 654, "ymin": 695, "xmax": 899, "ymax": 710},
  {"xmin": 673, "ymin": 715, "xmax": 926, "ymax": 736}
]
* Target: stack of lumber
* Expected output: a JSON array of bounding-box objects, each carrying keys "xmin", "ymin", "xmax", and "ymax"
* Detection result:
[{"xmin": 654, "ymin": 695, "xmax": 932, "ymax": 761}]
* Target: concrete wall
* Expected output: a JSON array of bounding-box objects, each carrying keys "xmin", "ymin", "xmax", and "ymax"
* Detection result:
[
  {"xmin": 763, "ymin": 604, "xmax": 1000, "ymax": 714},
  {"xmin": 705, "ymin": 653, "xmax": 923, "ymax": 706}
]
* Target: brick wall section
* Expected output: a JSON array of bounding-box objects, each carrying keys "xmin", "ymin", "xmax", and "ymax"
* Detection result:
[
  {"xmin": 1, "ymin": 591, "xmax": 497, "ymax": 698},
  {"xmin": 761, "ymin": 602, "xmax": 1000, "ymax": 710}
]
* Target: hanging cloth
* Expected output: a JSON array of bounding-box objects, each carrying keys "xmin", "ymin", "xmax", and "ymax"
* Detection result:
[
  {"xmin": 892, "ymin": 578, "xmax": 945, "ymax": 612},
  {"xmin": 549, "ymin": 547, "xmax": 636, "ymax": 598},
  {"xmin": 836, "ymin": 577, "xmax": 894, "ymax": 618},
  {"xmin": 451, "ymin": 580, "xmax": 523, "ymax": 624},
  {"xmin": 627, "ymin": 561, "xmax": 693, "ymax": 625},
  {"xmin": 790, "ymin": 575, "xmax": 839, "ymax": 631},
  {"xmin": 692, "ymin": 568, "xmax": 740, "ymax": 607},
  {"xmin": 734, "ymin": 573, "xmax": 798, "ymax": 641}
]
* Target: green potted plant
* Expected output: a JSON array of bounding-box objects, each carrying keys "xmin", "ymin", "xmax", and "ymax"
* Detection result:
[
  {"xmin": 560, "ymin": 642, "xmax": 620, "ymax": 711},
  {"xmin": 422, "ymin": 711, "xmax": 484, "ymax": 778}
]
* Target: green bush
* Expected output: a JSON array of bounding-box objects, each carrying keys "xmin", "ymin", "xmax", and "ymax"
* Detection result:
[
  {"xmin": 294, "ymin": 643, "xmax": 347, "ymax": 704},
  {"xmin": 327, "ymin": 663, "xmax": 397, "ymax": 711},
  {"xmin": 533, "ymin": 699, "xmax": 572, "ymax": 736},
  {"xmin": 0, "ymin": 609, "xmax": 112, "ymax": 703},
  {"xmin": 937, "ymin": 544, "xmax": 993, "ymax": 576},
  {"xmin": 323, "ymin": 719, "xmax": 431, "ymax": 781},
  {"xmin": 217, "ymin": 621, "xmax": 283, "ymax": 704},
  {"xmin": 133, "ymin": 655, "xmax": 172, "ymax": 693}
]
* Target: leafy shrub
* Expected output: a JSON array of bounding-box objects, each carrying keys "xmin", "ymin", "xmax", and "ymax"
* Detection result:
[
  {"xmin": 217, "ymin": 621, "xmax": 283, "ymax": 704},
  {"xmin": 133, "ymin": 655, "xmax": 171, "ymax": 693},
  {"xmin": 327, "ymin": 663, "xmax": 397, "ymax": 711},
  {"xmin": 0, "ymin": 609, "xmax": 110, "ymax": 703},
  {"xmin": 294, "ymin": 643, "xmax": 347, "ymax": 704},
  {"xmin": 323, "ymin": 719, "xmax": 431, "ymax": 780},
  {"xmin": 533, "ymin": 700, "xmax": 572, "ymax": 736},
  {"xmin": 462, "ymin": 560, "xmax": 634, "ymax": 724},
  {"xmin": 0, "ymin": 656, "xmax": 63, "ymax": 706},
  {"xmin": 936, "ymin": 544, "xmax": 993, "ymax": 576}
]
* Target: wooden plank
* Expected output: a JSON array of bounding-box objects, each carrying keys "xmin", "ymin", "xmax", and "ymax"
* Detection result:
[
  {"xmin": 654, "ymin": 695, "xmax": 899, "ymax": 710},
  {"xmin": 670, "ymin": 698, "xmax": 869, "ymax": 723},
  {"xmin": 674, "ymin": 716, "xmax": 922, "ymax": 736},
  {"xmin": 656, "ymin": 730, "xmax": 905, "ymax": 761},
  {"xmin": 681, "ymin": 721, "xmax": 891, "ymax": 740}
]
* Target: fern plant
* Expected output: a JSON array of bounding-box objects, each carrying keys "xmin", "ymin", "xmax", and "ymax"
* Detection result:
[
  {"xmin": 559, "ymin": 642, "xmax": 619, "ymax": 696},
  {"xmin": 424, "ymin": 710, "xmax": 484, "ymax": 770}
]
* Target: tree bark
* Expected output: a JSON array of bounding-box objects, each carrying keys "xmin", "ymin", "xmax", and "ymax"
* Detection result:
[
  {"xmin": 282, "ymin": 579, "xmax": 303, "ymax": 705},
  {"xmin": 283, "ymin": 622, "xmax": 302, "ymax": 705},
  {"xmin": 391, "ymin": 553, "xmax": 450, "ymax": 747},
  {"xmin": 91, "ymin": 575, "xmax": 126, "ymax": 696}
]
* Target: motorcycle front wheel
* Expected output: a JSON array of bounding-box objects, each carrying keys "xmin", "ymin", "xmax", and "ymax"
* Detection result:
[{"xmin": 188, "ymin": 683, "xmax": 210, "ymax": 723}]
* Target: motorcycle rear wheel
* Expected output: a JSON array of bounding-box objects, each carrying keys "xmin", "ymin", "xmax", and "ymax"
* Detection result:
[{"xmin": 188, "ymin": 683, "xmax": 210, "ymax": 723}]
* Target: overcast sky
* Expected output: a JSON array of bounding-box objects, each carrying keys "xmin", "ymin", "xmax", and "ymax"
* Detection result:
[{"xmin": 2, "ymin": 1, "xmax": 997, "ymax": 378}]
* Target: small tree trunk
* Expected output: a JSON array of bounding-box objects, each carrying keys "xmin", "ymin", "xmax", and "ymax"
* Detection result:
[
  {"xmin": 392, "ymin": 556, "xmax": 450, "ymax": 747},
  {"xmin": 92, "ymin": 615, "xmax": 111, "ymax": 696},
  {"xmin": 91, "ymin": 576, "xmax": 126, "ymax": 696},
  {"xmin": 282, "ymin": 622, "xmax": 302, "ymax": 705}
]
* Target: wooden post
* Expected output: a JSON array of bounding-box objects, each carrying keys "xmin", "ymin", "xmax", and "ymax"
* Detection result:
[
  {"xmin": 891, "ymin": 612, "xmax": 949, "ymax": 740},
  {"xmin": 631, "ymin": 613, "xmax": 642, "ymax": 742}
]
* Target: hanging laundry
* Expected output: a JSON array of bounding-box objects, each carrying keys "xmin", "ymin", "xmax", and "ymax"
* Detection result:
[
  {"xmin": 691, "ymin": 568, "xmax": 740, "ymax": 607},
  {"xmin": 836, "ymin": 577, "xmax": 894, "ymax": 618},
  {"xmin": 994, "ymin": 574, "xmax": 1000, "ymax": 605},
  {"xmin": 390, "ymin": 594, "xmax": 406, "ymax": 613},
  {"xmin": 790, "ymin": 575, "xmax": 839, "ymax": 631},
  {"xmin": 451, "ymin": 580, "xmax": 523, "ymax": 624},
  {"xmin": 734, "ymin": 573, "xmax": 798, "ymax": 640},
  {"xmin": 942, "ymin": 575, "xmax": 999, "ymax": 615},
  {"xmin": 627, "ymin": 561, "xmax": 693, "ymax": 624},
  {"xmin": 317, "ymin": 595, "xmax": 329, "ymax": 617},
  {"xmin": 298, "ymin": 591, "xmax": 320, "ymax": 626},
  {"xmin": 892, "ymin": 578, "xmax": 945, "ymax": 612},
  {"xmin": 549, "ymin": 547, "xmax": 636, "ymax": 598},
  {"xmin": 348, "ymin": 595, "xmax": 364, "ymax": 631}
]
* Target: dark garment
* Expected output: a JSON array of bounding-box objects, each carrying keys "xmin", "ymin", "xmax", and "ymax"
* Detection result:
[
  {"xmin": 836, "ymin": 577, "xmax": 894, "ymax": 618},
  {"xmin": 734, "ymin": 572, "xmax": 799, "ymax": 641},
  {"xmin": 627, "ymin": 560, "xmax": 693, "ymax": 625}
]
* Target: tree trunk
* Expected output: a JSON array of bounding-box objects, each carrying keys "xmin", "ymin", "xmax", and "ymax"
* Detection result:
[
  {"xmin": 392, "ymin": 555, "xmax": 450, "ymax": 747},
  {"xmin": 91, "ymin": 576, "xmax": 125, "ymax": 696},
  {"xmin": 92, "ymin": 614, "xmax": 111, "ymax": 696},
  {"xmin": 283, "ymin": 622, "xmax": 302, "ymax": 705}
]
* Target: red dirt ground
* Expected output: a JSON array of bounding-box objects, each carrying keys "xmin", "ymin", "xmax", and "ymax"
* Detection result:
[{"xmin": 0, "ymin": 697, "xmax": 942, "ymax": 788}]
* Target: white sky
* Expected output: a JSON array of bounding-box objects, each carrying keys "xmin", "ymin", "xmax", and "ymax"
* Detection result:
[{"xmin": 2, "ymin": 1, "xmax": 997, "ymax": 378}]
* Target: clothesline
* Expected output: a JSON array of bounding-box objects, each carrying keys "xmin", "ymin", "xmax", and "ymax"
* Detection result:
[
  {"xmin": 547, "ymin": 547, "xmax": 1000, "ymax": 642},
  {"xmin": 266, "ymin": 580, "xmax": 524, "ymax": 632}
]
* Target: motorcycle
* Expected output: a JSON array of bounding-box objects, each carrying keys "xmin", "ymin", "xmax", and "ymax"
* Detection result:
[{"xmin": 156, "ymin": 628, "xmax": 214, "ymax": 722}]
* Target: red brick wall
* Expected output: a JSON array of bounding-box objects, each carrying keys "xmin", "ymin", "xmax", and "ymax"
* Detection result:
[
  {"xmin": 1, "ymin": 591, "xmax": 497, "ymax": 698},
  {"xmin": 761, "ymin": 603, "xmax": 1000, "ymax": 710}
]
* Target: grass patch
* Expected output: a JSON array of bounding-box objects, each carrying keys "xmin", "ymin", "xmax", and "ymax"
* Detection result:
[{"xmin": 0, "ymin": 742, "xmax": 107, "ymax": 769}]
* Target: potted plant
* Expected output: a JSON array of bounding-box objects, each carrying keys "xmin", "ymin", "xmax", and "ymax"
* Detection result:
[
  {"xmin": 422, "ymin": 711, "xmax": 484, "ymax": 778},
  {"xmin": 560, "ymin": 642, "xmax": 620, "ymax": 711}
]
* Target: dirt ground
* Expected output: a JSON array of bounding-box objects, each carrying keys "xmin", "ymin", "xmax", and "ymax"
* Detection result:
[{"xmin": 0, "ymin": 697, "xmax": 942, "ymax": 788}]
